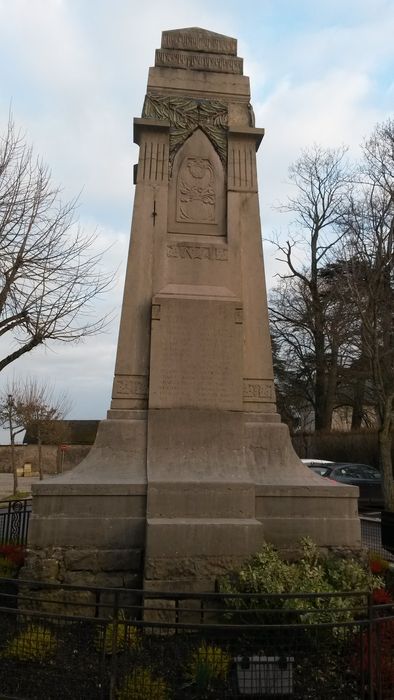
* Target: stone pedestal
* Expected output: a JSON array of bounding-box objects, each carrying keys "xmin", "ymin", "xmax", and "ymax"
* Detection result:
[{"xmin": 25, "ymin": 27, "xmax": 360, "ymax": 595}]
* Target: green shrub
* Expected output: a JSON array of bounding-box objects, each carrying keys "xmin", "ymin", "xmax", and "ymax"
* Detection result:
[
  {"xmin": 0, "ymin": 557, "xmax": 16, "ymax": 578},
  {"xmin": 219, "ymin": 537, "xmax": 383, "ymax": 626},
  {"xmin": 186, "ymin": 641, "xmax": 231, "ymax": 689},
  {"xmin": 116, "ymin": 667, "xmax": 169, "ymax": 700},
  {"xmin": 95, "ymin": 616, "xmax": 139, "ymax": 655},
  {"xmin": 0, "ymin": 545, "xmax": 26, "ymax": 579},
  {"xmin": 2, "ymin": 624, "xmax": 57, "ymax": 661}
]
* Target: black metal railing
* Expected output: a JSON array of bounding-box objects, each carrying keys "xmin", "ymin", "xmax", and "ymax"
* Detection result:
[
  {"xmin": 0, "ymin": 498, "xmax": 31, "ymax": 545},
  {"xmin": 0, "ymin": 579, "xmax": 393, "ymax": 699}
]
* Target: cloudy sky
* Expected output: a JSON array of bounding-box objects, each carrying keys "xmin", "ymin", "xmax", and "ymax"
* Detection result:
[{"xmin": 0, "ymin": 0, "xmax": 393, "ymax": 434}]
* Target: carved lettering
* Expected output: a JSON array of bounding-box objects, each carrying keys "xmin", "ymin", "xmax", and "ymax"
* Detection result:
[
  {"xmin": 161, "ymin": 30, "xmax": 237, "ymax": 56},
  {"xmin": 114, "ymin": 375, "xmax": 148, "ymax": 398},
  {"xmin": 155, "ymin": 49, "xmax": 242, "ymax": 74},
  {"xmin": 243, "ymin": 379, "xmax": 275, "ymax": 403},
  {"xmin": 166, "ymin": 243, "xmax": 228, "ymax": 261},
  {"xmin": 149, "ymin": 298, "xmax": 242, "ymax": 410}
]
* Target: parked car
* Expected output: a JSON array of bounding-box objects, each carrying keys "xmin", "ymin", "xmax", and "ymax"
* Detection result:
[
  {"xmin": 310, "ymin": 462, "xmax": 383, "ymax": 510},
  {"xmin": 301, "ymin": 459, "xmax": 334, "ymax": 467}
]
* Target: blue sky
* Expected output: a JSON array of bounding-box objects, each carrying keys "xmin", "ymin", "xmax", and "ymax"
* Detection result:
[{"xmin": 0, "ymin": 0, "xmax": 393, "ymax": 434}]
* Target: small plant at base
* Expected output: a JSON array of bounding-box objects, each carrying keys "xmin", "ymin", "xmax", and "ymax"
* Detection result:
[
  {"xmin": 116, "ymin": 667, "xmax": 170, "ymax": 700},
  {"xmin": 0, "ymin": 545, "xmax": 26, "ymax": 568},
  {"xmin": 95, "ymin": 614, "xmax": 139, "ymax": 655},
  {"xmin": 372, "ymin": 588, "xmax": 393, "ymax": 605},
  {"xmin": 1, "ymin": 625, "xmax": 56, "ymax": 661},
  {"xmin": 369, "ymin": 552, "xmax": 389, "ymax": 574},
  {"xmin": 186, "ymin": 641, "xmax": 231, "ymax": 690},
  {"xmin": 0, "ymin": 545, "xmax": 25, "ymax": 578},
  {"xmin": 0, "ymin": 557, "xmax": 16, "ymax": 578}
]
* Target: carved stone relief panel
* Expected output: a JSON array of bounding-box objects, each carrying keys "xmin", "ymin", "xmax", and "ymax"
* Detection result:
[
  {"xmin": 177, "ymin": 157, "xmax": 215, "ymax": 224},
  {"xmin": 142, "ymin": 94, "xmax": 228, "ymax": 174},
  {"xmin": 113, "ymin": 374, "xmax": 149, "ymax": 400},
  {"xmin": 243, "ymin": 379, "xmax": 275, "ymax": 403},
  {"xmin": 168, "ymin": 129, "xmax": 225, "ymax": 236}
]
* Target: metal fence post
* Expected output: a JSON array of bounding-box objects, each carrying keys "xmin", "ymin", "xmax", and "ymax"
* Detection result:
[
  {"xmin": 367, "ymin": 592, "xmax": 375, "ymax": 700},
  {"xmin": 109, "ymin": 589, "xmax": 120, "ymax": 700}
]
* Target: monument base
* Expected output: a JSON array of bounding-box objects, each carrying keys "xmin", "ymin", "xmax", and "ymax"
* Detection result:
[
  {"xmin": 24, "ymin": 408, "xmax": 360, "ymax": 602},
  {"xmin": 22, "ymin": 415, "xmax": 148, "ymax": 593}
]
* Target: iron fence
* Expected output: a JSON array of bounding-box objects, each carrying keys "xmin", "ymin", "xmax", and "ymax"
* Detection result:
[
  {"xmin": 0, "ymin": 499, "xmax": 31, "ymax": 546},
  {"xmin": 360, "ymin": 513, "xmax": 394, "ymax": 561},
  {"xmin": 0, "ymin": 579, "xmax": 393, "ymax": 699}
]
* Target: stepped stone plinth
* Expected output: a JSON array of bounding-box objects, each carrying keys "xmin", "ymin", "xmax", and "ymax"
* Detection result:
[{"xmin": 25, "ymin": 27, "xmax": 361, "ymax": 594}]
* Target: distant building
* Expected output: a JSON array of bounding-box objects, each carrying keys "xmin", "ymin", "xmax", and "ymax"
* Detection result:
[{"xmin": 23, "ymin": 420, "xmax": 99, "ymax": 446}]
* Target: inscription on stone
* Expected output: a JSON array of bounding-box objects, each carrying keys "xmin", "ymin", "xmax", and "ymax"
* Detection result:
[
  {"xmin": 149, "ymin": 298, "xmax": 242, "ymax": 410},
  {"xmin": 155, "ymin": 49, "xmax": 243, "ymax": 74},
  {"xmin": 114, "ymin": 374, "xmax": 148, "ymax": 398},
  {"xmin": 161, "ymin": 29, "xmax": 237, "ymax": 56},
  {"xmin": 166, "ymin": 243, "xmax": 228, "ymax": 261},
  {"xmin": 243, "ymin": 379, "xmax": 275, "ymax": 403}
]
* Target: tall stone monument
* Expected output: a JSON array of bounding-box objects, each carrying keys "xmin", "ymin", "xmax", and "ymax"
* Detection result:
[{"xmin": 26, "ymin": 28, "xmax": 360, "ymax": 593}]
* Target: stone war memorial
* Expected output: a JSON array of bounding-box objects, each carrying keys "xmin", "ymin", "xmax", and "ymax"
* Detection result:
[{"xmin": 25, "ymin": 28, "xmax": 361, "ymax": 595}]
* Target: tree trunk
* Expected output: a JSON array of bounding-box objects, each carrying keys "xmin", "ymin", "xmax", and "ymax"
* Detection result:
[
  {"xmin": 38, "ymin": 435, "xmax": 43, "ymax": 481},
  {"xmin": 10, "ymin": 437, "xmax": 18, "ymax": 497},
  {"xmin": 323, "ymin": 347, "xmax": 338, "ymax": 430},
  {"xmin": 378, "ymin": 397, "xmax": 394, "ymax": 511},
  {"xmin": 314, "ymin": 330, "xmax": 327, "ymax": 430},
  {"xmin": 351, "ymin": 378, "xmax": 366, "ymax": 429}
]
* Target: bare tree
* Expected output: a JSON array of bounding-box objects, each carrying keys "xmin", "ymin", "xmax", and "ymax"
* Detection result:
[
  {"xmin": 0, "ymin": 115, "xmax": 113, "ymax": 372},
  {"xmin": 11, "ymin": 379, "xmax": 71, "ymax": 480},
  {"xmin": 341, "ymin": 119, "xmax": 394, "ymax": 509},
  {"xmin": 0, "ymin": 392, "xmax": 24, "ymax": 495},
  {"xmin": 270, "ymin": 144, "xmax": 354, "ymax": 429}
]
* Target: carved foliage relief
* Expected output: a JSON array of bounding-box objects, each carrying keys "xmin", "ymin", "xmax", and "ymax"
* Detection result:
[{"xmin": 142, "ymin": 93, "xmax": 228, "ymax": 174}]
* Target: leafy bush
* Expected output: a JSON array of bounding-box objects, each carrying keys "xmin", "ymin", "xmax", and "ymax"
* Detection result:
[
  {"xmin": 0, "ymin": 545, "xmax": 25, "ymax": 568},
  {"xmin": 2, "ymin": 625, "xmax": 56, "ymax": 661},
  {"xmin": 186, "ymin": 641, "xmax": 231, "ymax": 691},
  {"xmin": 0, "ymin": 545, "xmax": 25, "ymax": 578},
  {"xmin": 0, "ymin": 557, "xmax": 15, "ymax": 578},
  {"xmin": 368, "ymin": 552, "xmax": 390, "ymax": 574},
  {"xmin": 356, "ymin": 594, "xmax": 394, "ymax": 699},
  {"xmin": 95, "ymin": 614, "xmax": 139, "ymax": 655},
  {"xmin": 218, "ymin": 538, "xmax": 383, "ymax": 626},
  {"xmin": 116, "ymin": 667, "xmax": 169, "ymax": 700}
]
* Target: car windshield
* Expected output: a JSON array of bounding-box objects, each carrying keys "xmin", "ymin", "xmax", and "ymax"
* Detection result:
[
  {"xmin": 311, "ymin": 466, "xmax": 331, "ymax": 476},
  {"xmin": 332, "ymin": 464, "xmax": 381, "ymax": 480}
]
